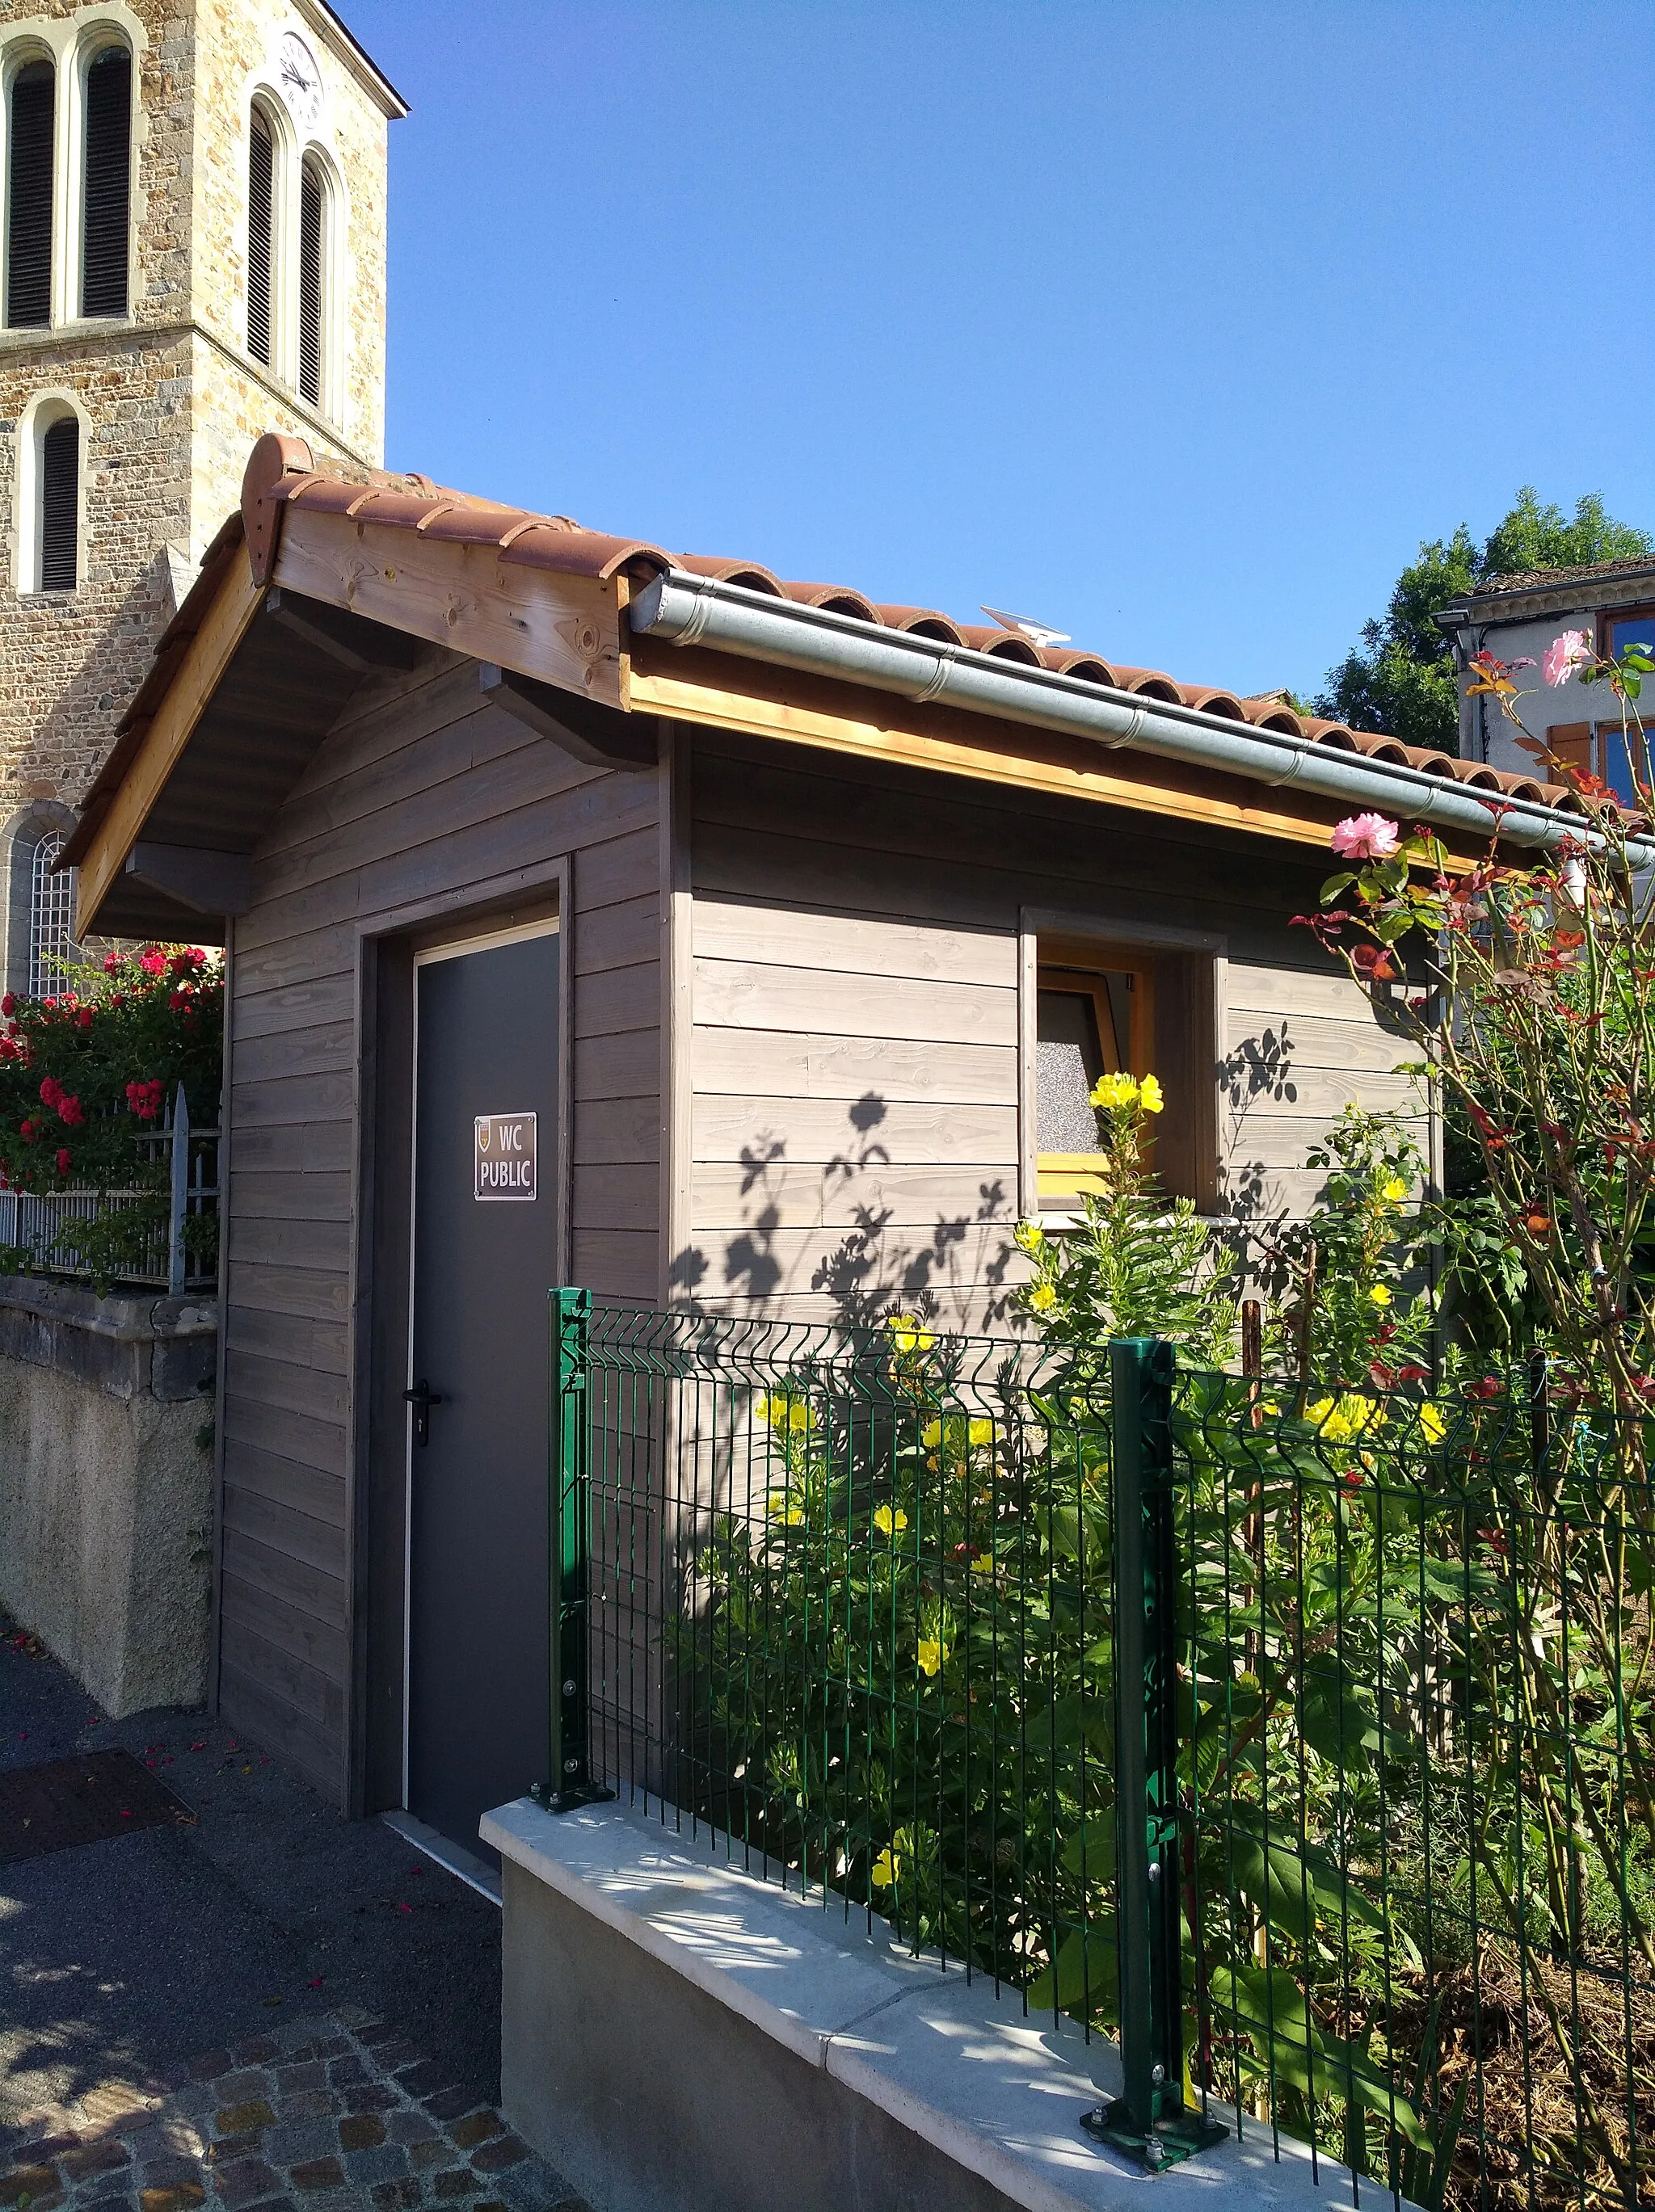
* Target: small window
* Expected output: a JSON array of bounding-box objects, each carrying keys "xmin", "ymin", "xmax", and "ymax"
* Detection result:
[
  {"xmin": 7, "ymin": 59, "xmax": 55, "ymax": 329},
  {"xmin": 29, "ymin": 831, "xmax": 73, "ymax": 998},
  {"xmin": 247, "ymin": 107, "xmax": 276, "ymax": 365},
  {"xmin": 1035, "ymin": 953, "xmax": 1152, "ymax": 1207},
  {"xmin": 37, "ymin": 414, "xmax": 79, "ymax": 591},
  {"xmin": 297, "ymin": 154, "xmax": 326, "ymax": 406},
  {"xmin": 80, "ymin": 44, "xmax": 132, "ymax": 318}
]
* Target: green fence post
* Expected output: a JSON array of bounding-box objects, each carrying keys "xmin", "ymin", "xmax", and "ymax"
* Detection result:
[
  {"xmin": 535, "ymin": 1287, "xmax": 614, "ymax": 1815},
  {"xmin": 1084, "ymin": 1337, "xmax": 1225, "ymax": 2172}
]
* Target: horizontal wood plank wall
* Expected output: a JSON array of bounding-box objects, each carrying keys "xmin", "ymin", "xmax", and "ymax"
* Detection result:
[
  {"xmin": 685, "ymin": 731, "xmax": 1427, "ymax": 1327},
  {"xmin": 220, "ymin": 650, "xmax": 660, "ymax": 1802}
]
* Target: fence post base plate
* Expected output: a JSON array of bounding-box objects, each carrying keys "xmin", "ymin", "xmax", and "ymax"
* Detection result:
[
  {"xmin": 529, "ymin": 1779, "xmax": 617, "ymax": 1817},
  {"xmin": 1080, "ymin": 2099, "xmax": 1228, "ymax": 2173}
]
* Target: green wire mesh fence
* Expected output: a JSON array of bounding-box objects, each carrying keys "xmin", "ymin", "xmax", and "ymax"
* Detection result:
[{"xmin": 550, "ymin": 1294, "xmax": 1650, "ymax": 2210}]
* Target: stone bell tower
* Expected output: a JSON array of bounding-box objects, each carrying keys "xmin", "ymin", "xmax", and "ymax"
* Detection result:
[{"xmin": 0, "ymin": 0, "xmax": 402, "ymax": 990}]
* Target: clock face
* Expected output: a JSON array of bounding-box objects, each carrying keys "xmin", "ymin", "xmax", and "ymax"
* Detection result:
[{"xmin": 277, "ymin": 31, "xmax": 323, "ymax": 132}]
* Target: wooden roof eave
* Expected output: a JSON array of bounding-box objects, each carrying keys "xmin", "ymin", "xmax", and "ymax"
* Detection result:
[{"xmin": 626, "ymin": 634, "xmax": 1485, "ymax": 867}]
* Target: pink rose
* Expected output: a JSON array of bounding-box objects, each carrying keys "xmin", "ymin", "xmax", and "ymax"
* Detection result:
[
  {"xmin": 1542, "ymin": 629, "xmax": 1593, "ymax": 688},
  {"xmin": 1331, "ymin": 813, "xmax": 1400, "ymax": 860}
]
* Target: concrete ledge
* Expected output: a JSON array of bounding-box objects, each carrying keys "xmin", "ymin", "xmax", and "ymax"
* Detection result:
[
  {"xmin": 0, "ymin": 1275, "xmax": 217, "ymax": 1402},
  {"xmin": 485, "ymin": 1797, "xmax": 1372, "ymax": 2212}
]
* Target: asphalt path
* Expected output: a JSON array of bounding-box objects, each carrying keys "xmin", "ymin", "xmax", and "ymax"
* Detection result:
[{"xmin": 0, "ymin": 1613, "xmax": 502, "ymax": 2130}]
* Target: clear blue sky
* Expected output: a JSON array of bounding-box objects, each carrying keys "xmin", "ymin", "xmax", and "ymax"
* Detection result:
[{"xmin": 342, "ymin": 1, "xmax": 1653, "ymax": 702}]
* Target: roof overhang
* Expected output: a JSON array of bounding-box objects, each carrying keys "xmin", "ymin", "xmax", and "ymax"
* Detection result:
[{"xmin": 66, "ymin": 435, "xmax": 1644, "ymax": 942}]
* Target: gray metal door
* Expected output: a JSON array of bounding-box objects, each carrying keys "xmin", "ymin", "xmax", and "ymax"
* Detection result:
[{"xmin": 406, "ymin": 922, "xmax": 559, "ymax": 1857}]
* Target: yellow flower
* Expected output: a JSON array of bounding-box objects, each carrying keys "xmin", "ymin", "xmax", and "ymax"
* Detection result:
[
  {"xmin": 870, "ymin": 1847, "xmax": 901, "ymax": 1888},
  {"xmin": 1028, "ymin": 1282, "xmax": 1057, "ymax": 1314},
  {"xmin": 758, "ymin": 1392, "xmax": 815, "ymax": 1432},
  {"xmin": 971, "ymin": 1551, "xmax": 994, "ymax": 1575},
  {"xmin": 767, "ymin": 1492, "xmax": 805, "ymax": 1525},
  {"xmin": 1421, "ymin": 1402, "xmax": 1447, "ymax": 1445},
  {"xmin": 968, "ymin": 1417, "xmax": 995, "ymax": 1447},
  {"xmin": 1304, "ymin": 1392, "xmax": 1385, "ymax": 1445},
  {"xmin": 873, "ymin": 1504, "xmax": 908, "ymax": 1537},
  {"xmin": 1368, "ymin": 1284, "xmax": 1392, "ymax": 1308},
  {"xmin": 1381, "ymin": 1177, "xmax": 1409, "ymax": 1204},
  {"xmin": 1016, "ymin": 1222, "xmax": 1044, "ymax": 1255},
  {"xmin": 1138, "ymin": 1073, "xmax": 1164, "ymax": 1115},
  {"xmin": 1260, "ymin": 1398, "xmax": 1282, "ymax": 1417},
  {"xmin": 1089, "ymin": 1070, "xmax": 1139, "ymax": 1112},
  {"xmin": 916, "ymin": 1638, "xmax": 943, "ymax": 1677},
  {"xmin": 887, "ymin": 1314, "xmax": 936, "ymax": 1355}
]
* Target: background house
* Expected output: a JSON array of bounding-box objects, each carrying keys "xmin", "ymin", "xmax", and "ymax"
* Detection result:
[{"xmin": 1442, "ymin": 556, "xmax": 1655, "ymax": 793}]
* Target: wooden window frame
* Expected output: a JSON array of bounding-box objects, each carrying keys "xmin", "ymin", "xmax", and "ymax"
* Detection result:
[
  {"xmin": 1033, "ymin": 952, "xmax": 1153, "ymax": 1209},
  {"xmin": 1598, "ymin": 602, "xmax": 1655, "ymax": 662},
  {"xmin": 1019, "ymin": 907, "xmax": 1226, "ymax": 1224}
]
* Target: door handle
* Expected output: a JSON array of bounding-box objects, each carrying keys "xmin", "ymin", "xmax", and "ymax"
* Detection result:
[{"xmin": 404, "ymin": 1378, "xmax": 445, "ymax": 1448}]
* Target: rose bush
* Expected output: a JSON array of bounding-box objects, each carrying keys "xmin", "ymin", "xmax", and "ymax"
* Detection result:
[{"xmin": 0, "ymin": 942, "xmax": 220, "ymax": 1196}]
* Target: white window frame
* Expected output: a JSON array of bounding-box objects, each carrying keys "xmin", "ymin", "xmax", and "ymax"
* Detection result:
[
  {"xmin": 15, "ymin": 385, "xmax": 86, "ymax": 595},
  {"xmin": 0, "ymin": 7, "xmax": 145, "ymax": 334}
]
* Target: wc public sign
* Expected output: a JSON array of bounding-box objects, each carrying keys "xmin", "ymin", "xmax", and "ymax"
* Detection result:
[{"xmin": 474, "ymin": 1112, "xmax": 537, "ymax": 1201}]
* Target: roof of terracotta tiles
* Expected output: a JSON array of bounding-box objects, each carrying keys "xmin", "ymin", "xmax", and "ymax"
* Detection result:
[
  {"xmin": 235, "ymin": 440, "xmax": 1576, "ymax": 814},
  {"xmin": 1472, "ymin": 554, "xmax": 1655, "ymax": 600},
  {"xmin": 64, "ymin": 436, "xmax": 1586, "ymax": 877}
]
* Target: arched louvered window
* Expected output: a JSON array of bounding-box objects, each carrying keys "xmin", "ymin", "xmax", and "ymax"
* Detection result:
[
  {"xmin": 247, "ymin": 105, "xmax": 275, "ymax": 365},
  {"xmin": 28, "ymin": 831, "xmax": 72, "ymax": 999},
  {"xmin": 38, "ymin": 414, "xmax": 78, "ymax": 591},
  {"xmin": 7, "ymin": 59, "xmax": 55, "ymax": 329},
  {"xmin": 80, "ymin": 44, "xmax": 131, "ymax": 318},
  {"xmin": 298, "ymin": 154, "xmax": 326, "ymax": 406}
]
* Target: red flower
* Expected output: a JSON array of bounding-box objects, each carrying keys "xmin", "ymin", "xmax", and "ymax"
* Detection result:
[
  {"xmin": 137, "ymin": 948, "xmax": 166, "ymax": 977},
  {"xmin": 0, "ymin": 995, "xmax": 12, "ymax": 1016},
  {"xmin": 75, "ymin": 1008, "xmax": 92, "ymax": 1030},
  {"xmin": 103, "ymin": 952, "xmax": 120, "ymax": 974},
  {"xmin": 19, "ymin": 1120, "xmax": 35, "ymax": 1142},
  {"xmin": 55, "ymin": 1148, "xmax": 69, "ymax": 1175},
  {"xmin": 37, "ymin": 1076, "xmax": 59, "ymax": 1108},
  {"xmin": 57, "ymin": 1094, "xmax": 83, "ymax": 1127}
]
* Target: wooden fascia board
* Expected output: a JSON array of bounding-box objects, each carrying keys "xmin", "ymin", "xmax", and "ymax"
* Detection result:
[
  {"xmin": 271, "ymin": 509, "xmax": 630, "ymax": 709},
  {"xmin": 629, "ymin": 640, "xmax": 1487, "ymax": 869},
  {"xmin": 75, "ymin": 557, "xmax": 269, "ymax": 936}
]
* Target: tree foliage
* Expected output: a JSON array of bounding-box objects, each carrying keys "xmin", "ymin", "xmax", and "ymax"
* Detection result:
[{"xmin": 1316, "ymin": 490, "xmax": 1653, "ymax": 755}]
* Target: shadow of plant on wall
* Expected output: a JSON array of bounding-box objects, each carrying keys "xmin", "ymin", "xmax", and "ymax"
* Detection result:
[{"xmin": 668, "ymin": 1090, "xmax": 1019, "ymax": 1328}]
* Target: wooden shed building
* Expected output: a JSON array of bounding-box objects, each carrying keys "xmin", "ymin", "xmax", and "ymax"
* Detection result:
[{"xmin": 63, "ymin": 432, "xmax": 1588, "ymax": 1848}]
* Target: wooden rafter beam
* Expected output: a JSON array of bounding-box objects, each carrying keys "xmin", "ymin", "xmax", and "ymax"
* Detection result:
[{"xmin": 74, "ymin": 557, "xmax": 268, "ymax": 937}]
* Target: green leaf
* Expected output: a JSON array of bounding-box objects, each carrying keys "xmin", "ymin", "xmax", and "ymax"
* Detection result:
[{"xmin": 1026, "ymin": 1923, "xmax": 1118, "ymax": 2016}]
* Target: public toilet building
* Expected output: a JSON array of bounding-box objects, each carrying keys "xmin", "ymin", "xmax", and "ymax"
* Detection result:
[{"xmin": 64, "ymin": 432, "xmax": 1588, "ymax": 1855}]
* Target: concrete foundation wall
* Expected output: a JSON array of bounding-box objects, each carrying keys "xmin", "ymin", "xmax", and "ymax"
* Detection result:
[
  {"xmin": 500, "ymin": 1859, "xmax": 1022, "ymax": 2212},
  {"xmin": 0, "ymin": 1276, "xmax": 217, "ymax": 1716}
]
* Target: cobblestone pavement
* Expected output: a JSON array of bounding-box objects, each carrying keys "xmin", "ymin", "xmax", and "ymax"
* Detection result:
[{"xmin": 0, "ymin": 2011, "xmax": 588, "ymax": 2212}]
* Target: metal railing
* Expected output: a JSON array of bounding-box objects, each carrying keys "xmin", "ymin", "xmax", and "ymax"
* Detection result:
[
  {"xmin": 0, "ymin": 1083, "xmax": 219, "ymax": 1293},
  {"xmin": 545, "ymin": 1294, "xmax": 1650, "ymax": 2210}
]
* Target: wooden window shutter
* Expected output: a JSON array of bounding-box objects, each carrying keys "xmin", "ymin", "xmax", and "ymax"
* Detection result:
[
  {"xmin": 247, "ymin": 108, "xmax": 274, "ymax": 365},
  {"xmin": 1546, "ymin": 722, "xmax": 1592, "ymax": 776},
  {"xmin": 39, "ymin": 415, "xmax": 78, "ymax": 591},
  {"xmin": 80, "ymin": 46, "xmax": 132, "ymax": 318},
  {"xmin": 298, "ymin": 158, "xmax": 323, "ymax": 406},
  {"xmin": 7, "ymin": 61, "xmax": 55, "ymax": 329}
]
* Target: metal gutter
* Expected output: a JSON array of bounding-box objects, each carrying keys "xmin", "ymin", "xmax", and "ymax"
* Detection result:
[{"xmin": 631, "ymin": 570, "xmax": 1651, "ymax": 863}]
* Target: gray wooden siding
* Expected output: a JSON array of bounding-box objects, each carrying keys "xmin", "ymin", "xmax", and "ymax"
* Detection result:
[
  {"xmin": 684, "ymin": 731, "xmax": 1427, "ymax": 1327},
  {"xmin": 219, "ymin": 652, "xmax": 661, "ymax": 1800}
]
